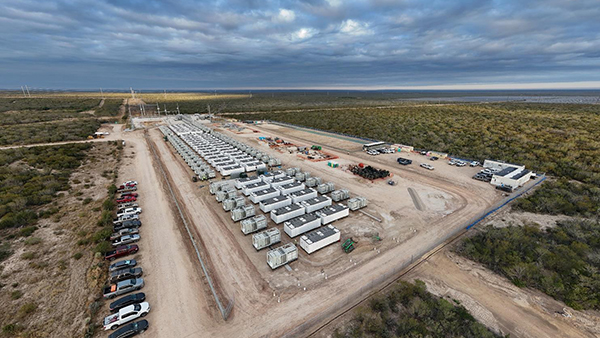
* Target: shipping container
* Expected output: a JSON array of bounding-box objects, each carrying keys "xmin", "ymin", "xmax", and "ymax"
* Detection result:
[
  {"xmin": 249, "ymin": 187, "xmax": 281, "ymax": 203},
  {"xmin": 290, "ymin": 188, "xmax": 318, "ymax": 204},
  {"xmin": 300, "ymin": 195, "xmax": 333, "ymax": 213},
  {"xmin": 266, "ymin": 243, "xmax": 298, "ymax": 269},
  {"xmin": 317, "ymin": 182, "xmax": 335, "ymax": 194},
  {"xmin": 283, "ymin": 212, "xmax": 322, "ymax": 238},
  {"xmin": 295, "ymin": 171, "xmax": 311, "ymax": 182},
  {"xmin": 316, "ymin": 204, "xmax": 349, "ymax": 224},
  {"xmin": 271, "ymin": 203, "xmax": 306, "ymax": 224},
  {"xmin": 260, "ymin": 195, "xmax": 292, "ymax": 213},
  {"xmin": 260, "ymin": 170, "xmax": 285, "ymax": 183},
  {"xmin": 240, "ymin": 214, "xmax": 268, "ymax": 235},
  {"xmin": 221, "ymin": 164, "xmax": 244, "ymax": 177},
  {"xmin": 252, "ymin": 228, "xmax": 281, "ymax": 250},
  {"xmin": 299, "ymin": 225, "xmax": 341, "ymax": 254}
]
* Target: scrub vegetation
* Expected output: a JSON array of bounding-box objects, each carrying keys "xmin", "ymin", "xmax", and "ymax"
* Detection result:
[
  {"xmin": 457, "ymin": 220, "xmax": 600, "ymax": 310},
  {"xmin": 334, "ymin": 280, "xmax": 503, "ymax": 338}
]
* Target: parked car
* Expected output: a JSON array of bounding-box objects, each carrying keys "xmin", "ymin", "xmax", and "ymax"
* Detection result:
[
  {"xmin": 110, "ymin": 228, "xmax": 139, "ymax": 241},
  {"xmin": 103, "ymin": 302, "xmax": 150, "ymax": 330},
  {"xmin": 116, "ymin": 207, "xmax": 142, "ymax": 216},
  {"xmin": 105, "ymin": 245, "xmax": 139, "ymax": 261},
  {"xmin": 117, "ymin": 196, "xmax": 137, "ymax": 204},
  {"xmin": 103, "ymin": 278, "xmax": 145, "ymax": 299},
  {"xmin": 108, "ymin": 320, "xmax": 149, "ymax": 338},
  {"xmin": 397, "ymin": 157, "xmax": 412, "ymax": 165},
  {"xmin": 420, "ymin": 150, "xmax": 428, "ymax": 155},
  {"xmin": 109, "ymin": 293, "xmax": 146, "ymax": 313},
  {"xmin": 470, "ymin": 161, "xmax": 481, "ymax": 167},
  {"xmin": 114, "ymin": 220, "xmax": 142, "ymax": 232},
  {"xmin": 113, "ymin": 214, "xmax": 140, "ymax": 226},
  {"xmin": 112, "ymin": 234, "xmax": 141, "ymax": 247},
  {"xmin": 429, "ymin": 156, "xmax": 439, "ymax": 161},
  {"xmin": 122, "ymin": 181, "xmax": 138, "ymax": 187},
  {"xmin": 420, "ymin": 163, "xmax": 434, "ymax": 170},
  {"xmin": 120, "ymin": 193, "xmax": 139, "ymax": 199},
  {"xmin": 496, "ymin": 185, "xmax": 514, "ymax": 193},
  {"xmin": 366, "ymin": 150, "xmax": 379, "ymax": 156},
  {"xmin": 109, "ymin": 259, "xmax": 137, "ymax": 272},
  {"xmin": 109, "ymin": 267, "xmax": 144, "ymax": 283},
  {"xmin": 118, "ymin": 202, "xmax": 138, "ymax": 210},
  {"xmin": 456, "ymin": 161, "xmax": 466, "ymax": 167},
  {"xmin": 117, "ymin": 185, "xmax": 137, "ymax": 192}
]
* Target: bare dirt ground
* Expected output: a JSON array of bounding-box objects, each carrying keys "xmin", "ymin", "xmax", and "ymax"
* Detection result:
[
  {"xmin": 404, "ymin": 250, "xmax": 599, "ymax": 338},
  {"xmin": 115, "ymin": 118, "xmax": 509, "ymax": 338}
]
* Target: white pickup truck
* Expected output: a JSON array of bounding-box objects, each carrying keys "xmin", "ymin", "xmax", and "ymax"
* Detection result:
[
  {"xmin": 103, "ymin": 302, "xmax": 150, "ymax": 330},
  {"xmin": 116, "ymin": 207, "xmax": 142, "ymax": 217}
]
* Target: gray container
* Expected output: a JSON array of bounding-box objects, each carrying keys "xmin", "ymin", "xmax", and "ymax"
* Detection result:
[
  {"xmin": 241, "ymin": 215, "xmax": 268, "ymax": 235},
  {"xmin": 252, "ymin": 228, "xmax": 281, "ymax": 250},
  {"xmin": 347, "ymin": 197, "xmax": 368, "ymax": 211},
  {"xmin": 223, "ymin": 196, "xmax": 246, "ymax": 211},
  {"xmin": 317, "ymin": 182, "xmax": 335, "ymax": 194},
  {"xmin": 331, "ymin": 189, "xmax": 350, "ymax": 202},
  {"xmin": 305, "ymin": 176, "xmax": 321, "ymax": 187},
  {"xmin": 231, "ymin": 205, "xmax": 256, "ymax": 222}
]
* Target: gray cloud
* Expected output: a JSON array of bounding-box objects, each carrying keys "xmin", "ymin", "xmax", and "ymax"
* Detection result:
[{"xmin": 0, "ymin": 0, "xmax": 599, "ymax": 89}]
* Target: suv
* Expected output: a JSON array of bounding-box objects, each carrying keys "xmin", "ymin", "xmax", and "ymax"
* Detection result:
[
  {"xmin": 112, "ymin": 234, "xmax": 141, "ymax": 247},
  {"xmin": 420, "ymin": 163, "xmax": 434, "ymax": 170},
  {"xmin": 109, "ymin": 267, "xmax": 144, "ymax": 283},
  {"xmin": 108, "ymin": 320, "xmax": 149, "ymax": 338},
  {"xmin": 118, "ymin": 203, "xmax": 138, "ymax": 210},
  {"xmin": 114, "ymin": 220, "xmax": 142, "ymax": 232},
  {"xmin": 397, "ymin": 157, "xmax": 412, "ymax": 165},
  {"xmin": 109, "ymin": 259, "xmax": 137, "ymax": 272},
  {"xmin": 105, "ymin": 245, "xmax": 139, "ymax": 261},
  {"xmin": 117, "ymin": 196, "xmax": 137, "ymax": 204},
  {"xmin": 110, "ymin": 228, "xmax": 139, "ymax": 241},
  {"xmin": 109, "ymin": 293, "xmax": 146, "ymax": 313}
]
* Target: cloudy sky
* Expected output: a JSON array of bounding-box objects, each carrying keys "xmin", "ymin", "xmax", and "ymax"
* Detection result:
[{"xmin": 1, "ymin": 0, "xmax": 599, "ymax": 90}]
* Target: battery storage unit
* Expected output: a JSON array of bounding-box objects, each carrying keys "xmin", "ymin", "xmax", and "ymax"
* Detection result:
[
  {"xmin": 235, "ymin": 176, "xmax": 261, "ymax": 189},
  {"xmin": 252, "ymin": 228, "xmax": 281, "ymax": 250},
  {"xmin": 266, "ymin": 243, "xmax": 298, "ymax": 269},
  {"xmin": 270, "ymin": 203, "xmax": 306, "ymax": 224},
  {"xmin": 277, "ymin": 181, "xmax": 305, "ymax": 196},
  {"xmin": 299, "ymin": 225, "xmax": 341, "ymax": 254},
  {"xmin": 290, "ymin": 188, "xmax": 318, "ymax": 204},
  {"xmin": 242, "ymin": 181, "xmax": 270, "ymax": 196},
  {"xmin": 249, "ymin": 187, "xmax": 281, "ymax": 203},
  {"xmin": 270, "ymin": 175, "xmax": 295, "ymax": 188},
  {"xmin": 300, "ymin": 195, "xmax": 332, "ymax": 213},
  {"xmin": 259, "ymin": 196, "xmax": 292, "ymax": 213},
  {"xmin": 260, "ymin": 170, "xmax": 285, "ymax": 183},
  {"xmin": 316, "ymin": 204, "xmax": 349, "ymax": 224},
  {"xmin": 283, "ymin": 213, "xmax": 322, "ymax": 238}
]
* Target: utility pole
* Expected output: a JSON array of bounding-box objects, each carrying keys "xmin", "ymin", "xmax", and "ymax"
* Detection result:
[
  {"xmin": 130, "ymin": 87, "xmax": 135, "ymax": 99},
  {"xmin": 25, "ymin": 85, "xmax": 31, "ymax": 97},
  {"xmin": 21, "ymin": 86, "xmax": 26, "ymax": 98},
  {"xmin": 176, "ymin": 103, "xmax": 180, "ymax": 115},
  {"xmin": 156, "ymin": 103, "xmax": 160, "ymax": 116}
]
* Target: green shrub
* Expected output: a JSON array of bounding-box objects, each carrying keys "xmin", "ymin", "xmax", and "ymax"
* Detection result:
[
  {"xmin": 92, "ymin": 227, "xmax": 112, "ymax": 243},
  {"xmin": 94, "ymin": 241, "xmax": 111, "ymax": 254},
  {"xmin": 10, "ymin": 290, "xmax": 23, "ymax": 300},
  {"xmin": 2, "ymin": 323, "xmax": 23, "ymax": 334},
  {"xmin": 102, "ymin": 198, "xmax": 115, "ymax": 211},
  {"xmin": 18, "ymin": 226, "xmax": 37, "ymax": 237},
  {"xmin": 18, "ymin": 302, "xmax": 37, "ymax": 317},
  {"xmin": 21, "ymin": 251, "xmax": 36, "ymax": 260},
  {"xmin": 0, "ymin": 243, "xmax": 12, "ymax": 262},
  {"xmin": 83, "ymin": 197, "xmax": 93, "ymax": 205},
  {"xmin": 24, "ymin": 237, "xmax": 42, "ymax": 245},
  {"xmin": 73, "ymin": 252, "xmax": 83, "ymax": 260}
]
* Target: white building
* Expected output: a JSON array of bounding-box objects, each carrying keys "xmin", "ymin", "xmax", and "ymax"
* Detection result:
[{"xmin": 485, "ymin": 160, "xmax": 533, "ymax": 189}]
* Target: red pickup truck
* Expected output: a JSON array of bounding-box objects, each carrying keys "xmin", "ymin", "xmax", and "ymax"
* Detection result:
[
  {"xmin": 104, "ymin": 245, "xmax": 139, "ymax": 261},
  {"xmin": 116, "ymin": 196, "xmax": 137, "ymax": 204}
]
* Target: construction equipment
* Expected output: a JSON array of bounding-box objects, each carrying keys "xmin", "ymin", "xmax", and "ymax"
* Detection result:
[
  {"xmin": 387, "ymin": 180, "xmax": 396, "ymax": 186},
  {"xmin": 311, "ymin": 145, "xmax": 322, "ymax": 151},
  {"xmin": 342, "ymin": 238, "xmax": 356, "ymax": 253},
  {"xmin": 192, "ymin": 176, "xmax": 198, "ymax": 182}
]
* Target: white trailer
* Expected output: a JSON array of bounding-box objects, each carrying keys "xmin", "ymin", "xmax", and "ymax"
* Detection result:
[
  {"xmin": 331, "ymin": 189, "xmax": 350, "ymax": 202},
  {"xmin": 271, "ymin": 203, "xmax": 306, "ymax": 224},
  {"xmin": 240, "ymin": 214, "xmax": 268, "ymax": 235},
  {"xmin": 260, "ymin": 195, "xmax": 292, "ymax": 213},
  {"xmin": 242, "ymin": 181, "xmax": 270, "ymax": 196},
  {"xmin": 249, "ymin": 187, "xmax": 281, "ymax": 203},
  {"xmin": 316, "ymin": 204, "xmax": 349, "ymax": 224},
  {"xmin": 252, "ymin": 228, "xmax": 281, "ymax": 250},
  {"xmin": 235, "ymin": 175, "xmax": 261, "ymax": 189},
  {"xmin": 290, "ymin": 188, "xmax": 318, "ymax": 204},
  {"xmin": 299, "ymin": 225, "xmax": 341, "ymax": 254},
  {"xmin": 347, "ymin": 197, "xmax": 368, "ymax": 211},
  {"xmin": 300, "ymin": 195, "xmax": 332, "ymax": 213},
  {"xmin": 277, "ymin": 181, "xmax": 305, "ymax": 196},
  {"xmin": 283, "ymin": 212, "xmax": 322, "ymax": 238},
  {"xmin": 266, "ymin": 243, "xmax": 298, "ymax": 269},
  {"xmin": 231, "ymin": 205, "xmax": 256, "ymax": 222},
  {"xmin": 269, "ymin": 175, "xmax": 295, "ymax": 188}
]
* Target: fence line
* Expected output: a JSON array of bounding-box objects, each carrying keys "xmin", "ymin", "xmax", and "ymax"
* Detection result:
[{"xmin": 145, "ymin": 131, "xmax": 232, "ymax": 321}]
